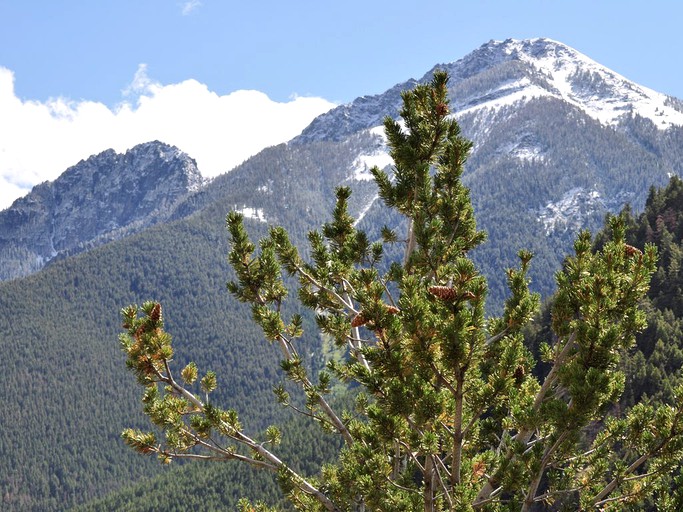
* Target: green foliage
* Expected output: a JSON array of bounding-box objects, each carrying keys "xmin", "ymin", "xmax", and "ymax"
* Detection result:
[
  {"xmin": 583, "ymin": 177, "xmax": 683, "ymax": 407},
  {"xmin": 525, "ymin": 177, "xmax": 683, "ymax": 510},
  {"xmin": 121, "ymin": 71, "xmax": 683, "ymax": 511}
]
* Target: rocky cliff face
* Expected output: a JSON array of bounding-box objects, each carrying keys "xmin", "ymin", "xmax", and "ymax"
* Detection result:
[
  {"xmin": 294, "ymin": 80, "xmax": 418, "ymax": 144},
  {"xmin": 0, "ymin": 141, "xmax": 205, "ymax": 280}
]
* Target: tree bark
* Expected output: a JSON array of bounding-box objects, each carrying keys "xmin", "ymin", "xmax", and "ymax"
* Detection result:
[{"xmin": 424, "ymin": 455, "xmax": 436, "ymax": 512}]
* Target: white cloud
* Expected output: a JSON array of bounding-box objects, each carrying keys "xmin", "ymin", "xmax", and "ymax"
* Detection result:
[
  {"xmin": 0, "ymin": 65, "xmax": 335, "ymax": 210},
  {"xmin": 181, "ymin": 0, "xmax": 202, "ymax": 15},
  {"xmin": 122, "ymin": 63, "xmax": 158, "ymax": 97}
]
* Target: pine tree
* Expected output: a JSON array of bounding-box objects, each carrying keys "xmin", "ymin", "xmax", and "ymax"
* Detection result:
[{"xmin": 119, "ymin": 71, "xmax": 683, "ymax": 511}]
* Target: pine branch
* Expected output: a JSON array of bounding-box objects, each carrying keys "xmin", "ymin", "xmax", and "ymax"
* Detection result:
[
  {"xmin": 451, "ymin": 375, "xmax": 464, "ymax": 488},
  {"xmin": 475, "ymin": 332, "xmax": 577, "ymax": 505},
  {"xmin": 522, "ymin": 430, "xmax": 570, "ymax": 511},
  {"xmin": 163, "ymin": 358, "xmax": 205, "ymax": 410},
  {"xmin": 230, "ymin": 429, "xmax": 343, "ymax": 512},
  {"xmin": 590, "ymin": 451, "xmax": 652, "ymax": 506},
  {"xmin": 430, "ymin": 455, "xmax": 453, "ymax": 510},
  {"xmin": 404, "ymin": 218, "xmax": 416, "ymax": 267},
  {"xmin": 343, "ymin": 291, "xmax": 370, "ymax": 372},
  {"xmin": 293, "ymin": 262, "xmax": 358, "ymax": 314},
  {"xmin": 280, "ymin": 400, "xmax": 338, "ymax": 433},
  {"xmin": 271, "ymin": 331, "xmax": 353, "ymax": 445}
]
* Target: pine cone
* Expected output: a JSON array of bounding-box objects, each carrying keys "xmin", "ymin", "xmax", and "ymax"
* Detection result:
[
  {"xmin": 150, "ymin": 303, "xmax": 162, "ymax": 323},
  {"xmin": 472, "ymin": 460, "xmax": 486, "ymax": 479},
  {"xmin": 429, "ymin": 286, "xmax": 476, "ymax": 302},
  {"xmin": 513, "ymin": 365, "xmax": 526, "ymax": 385},
  {"xmin": 624, "ymin": 244, "xmax": 642, "ymax": 257},
  {"xmin": 386, "ymin": 306, "xmax": 400, "ymax": 315},
  {"xmin": 351, "ymin": 312, "xmax": 369, "ymax": 328},
  {"xmin": 428, "ymin": 285, "xmax": 459, "ymax": 301}
]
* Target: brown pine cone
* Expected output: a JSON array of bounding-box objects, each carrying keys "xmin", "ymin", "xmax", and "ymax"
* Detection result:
[
  {"xmin": 428, "ymin": 285, "xmax": 458, "ymax": 300},
  {"xmin": 351, "ymin": 312, "xmax": 368, "ymax": 328},
  {"xmin": 513, "ymin": 365, "xmax": 526, "ymax": 385},
  {"xmin": 435, "ymin": 102, "xmax": 449, "ymax": 117},
  {"xmin": 624, "ymin": 244, "xmax": 642, "ymax": 257},
  {"xmin": 150, "ymin": 303, "xmax": 162, "ymax": 323}
]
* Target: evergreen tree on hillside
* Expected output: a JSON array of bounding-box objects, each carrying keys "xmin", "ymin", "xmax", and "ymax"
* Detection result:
[
  {"xmin": 119, "ymin": 72, "xmax": 683, "ymax": 511},
  {"xmin": 584, "ymin": 176, "xmax": 683, "ymax": 408}
]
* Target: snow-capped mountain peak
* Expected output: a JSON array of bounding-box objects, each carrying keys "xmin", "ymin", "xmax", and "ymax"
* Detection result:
[
  {"xmin": 454, "ymin": 38, "xmax": 683, "ymax": 129},
  {"xmin": 297, "ymin": 37, "xmax": 683, "ymax": 152}
]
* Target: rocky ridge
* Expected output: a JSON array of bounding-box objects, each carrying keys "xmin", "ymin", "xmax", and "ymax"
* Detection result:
[{"xmin": 0, "ymin": 141, "xmax": 205, "ymax": 280}]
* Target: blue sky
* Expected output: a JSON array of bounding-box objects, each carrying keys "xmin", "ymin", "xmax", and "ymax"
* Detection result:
[
  {"xmin": 2, "ymin": 0, "xmax": 681, "ymax": 104},
  {"xmin": 0, "ymin": 0, "xmax": 681, "ymax": 208}
]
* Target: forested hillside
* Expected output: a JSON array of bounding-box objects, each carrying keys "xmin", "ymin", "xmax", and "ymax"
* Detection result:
[
  {"xmin": 614, "ymin": 177, "xmax": 683, "ymax": 407},
  {"xmin": 0, "ymin": 138, "xmax": 374, "ymax": 511},
  {"xmin": 525, "ymin": 175, "xmax": 683, "ymax": 410},
  {"xmin": 72, "ymin": 411, "xmax": 344, "ymax": 512}
]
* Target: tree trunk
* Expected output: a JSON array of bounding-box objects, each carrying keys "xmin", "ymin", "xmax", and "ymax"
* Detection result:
[{"xmin": 424, "ymin": 455, "xmax": 436, "ymax": 512}]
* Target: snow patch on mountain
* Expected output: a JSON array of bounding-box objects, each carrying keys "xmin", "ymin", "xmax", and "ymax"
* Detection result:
[
  {"xmin": 236, "ymin": 206, "xmax": 267, "ymax": 222},
  {"xmin": 537, "ymin": 187, "xmax": 603, "ymax": 235},
  {"xmin": 353, "ymin": 193, "xmax": 379, "ymax": 227},
  {"xmin": 368, "ymin": 125, "xmax": 388, "ymax": 138},
  {"xmin": 458, "ymin": 78, "xmax": 549, "ymax": 118},
  {"xmin": 349, "ymin": 126, "xmax": 393, "ymax": 181},
  {"xmin": 469, "ymin": 39, "xmax": 683, "ymax": 129},
  {"xmin": 350, "ymin": 151, "xmax": 393, "ymax": 181},
  {"xmin": 512, "ymin": 146, "xmax": 545, "ymax": 161},
  {"xmin": 500, "ymin": 132, "xmax": 546, "ymax": 162}
]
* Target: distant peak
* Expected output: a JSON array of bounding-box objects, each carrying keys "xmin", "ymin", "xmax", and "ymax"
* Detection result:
[
  {"xmin": 445, "ymin": 37, "xmax": 683, "ymax": 130},
  {"xmin": 462, "ymin": 37, "xmax": 584, "ymax": 68},
  {"xmin": 125, "ymin": 140, "xmax": 187, "ymax": 159},
  {"xmin": 0, "ymin": 139, "xmax": 206, "ymax": 280},
  {"xmin": 298, "ymin": 37, "xmax": 683, "ymax": 146}
]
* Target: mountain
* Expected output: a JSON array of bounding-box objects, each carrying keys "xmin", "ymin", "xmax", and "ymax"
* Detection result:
[
  {"xmin": 0, "ymin": 141, "xmax": 204, "ymax": 281},
  {"xmin": 4, "ymin": 38, "xmax": 682, "ymax": 298},
  {"xmin": 2, "ymin": 38, "xmax": 683, "ymax": 511},
  {"xmin": 294, "ymin": 38, "xmax": 683, "ymax": 303},
  {"xmin": 299, "ymin": 37, "xmax": 683, "ymax": 142}
]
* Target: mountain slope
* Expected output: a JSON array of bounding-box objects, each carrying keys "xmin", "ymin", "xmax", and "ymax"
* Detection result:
[
  {"xmin": 0, "ymin": 141, "xmax": 204, "ymax": 281},
  {"xmin": 295, "ymin": 38, "xmax": 683, "ymax": 306},
  {"xmin": 298, "ymin": 38, "xmax": 683, "ymax": 144},
  {"xmin": 0, "ymin": 135, "xmax": 385, "ymax": 511},
  {"xmin": 447, "ymin": 38, "xmax": 683, "ymax": 129}
]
